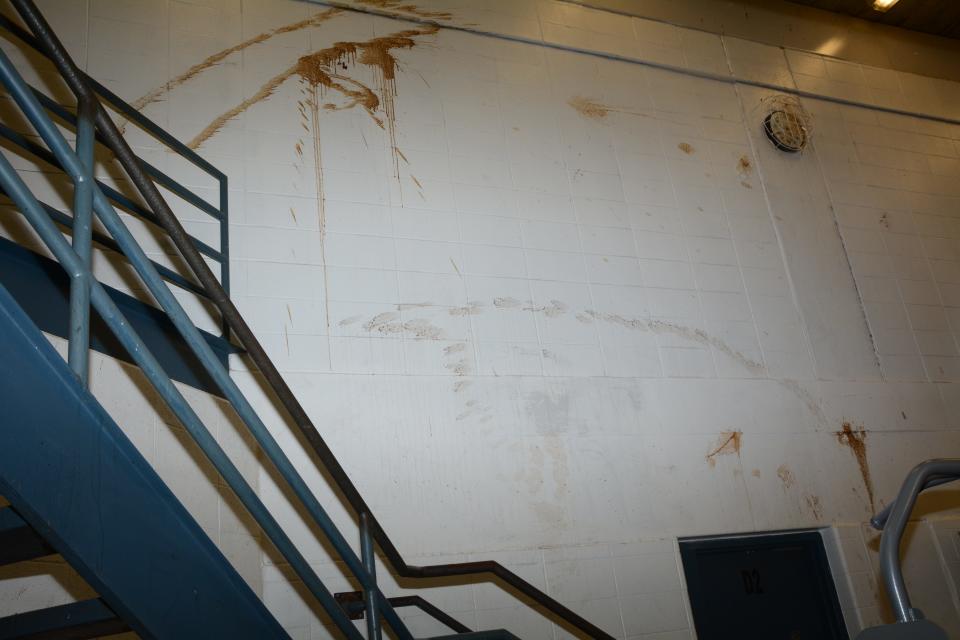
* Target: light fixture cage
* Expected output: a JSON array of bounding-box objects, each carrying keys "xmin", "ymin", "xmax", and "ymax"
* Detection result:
[{"xmin": 756, "ymin": 94, "xmax": 813, "ymax": 154}]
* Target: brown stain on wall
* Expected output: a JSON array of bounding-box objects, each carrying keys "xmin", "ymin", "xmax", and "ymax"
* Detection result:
[
  {"xmin": 678, "ymin": 142, "xmax": 695, "ymax": 155},
  {"xmin": 188, "ymin": 25, "xmax": 437, "ymax": 158},
  {"xmin": 706, "ymin": 430, "xmax": 742, "ymax": 467},
  {"xmin": 777, "ymin": 464, "xmax": 795, "ymax": 489},
  {"xmin": 836, "ymin": 422, "xmax": 875, "ymax": 512},
  {"xmin": 132, "ymin": 9, "xmax": 342, "ymax": 114},
  {"xmin": 737, "ymin": 155, "xmax": 752, "ymax": 174},
  {"xmin": 568, "ymin": 95, "xmax": 610, "ymax": 120}
]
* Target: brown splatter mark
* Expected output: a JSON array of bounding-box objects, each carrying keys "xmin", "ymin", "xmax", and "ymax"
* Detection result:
[
  {"xmin": 188, "ymin": 25, "xmax": 438, "ymax": 165},
  {"xmin": 354, "ymin": 0, "xmax": 453, "ymax": 20},
  {"xmin": 751, "ymin": 469, "xmax": 761, "ymax": 478},
  {"xmin": 901, "ymin": 411, "xmax": 907, "ymax": 420},
  {"xmin": 568, "ymin": 96, "xmax": 611, "ymax": 120},
  {"xmin": 737, "ymin": 159, "xmax": 754, "ymax": 187},
  {"xmin": 411, "ymin": 175, "xmax": 423, "ymax": 189},
  {"xmin": 836, "ymin": 422, "xmax": 875, "ymax": 512},
  {"xmin": 804, "ymin": 494, "xmax": 823, "ymax": 520},
  {"xmin": 131, "ymin": 9, "xmax": 342, "ymax": 114},
  {"xmin": 678, "ymin": 142, "xmax": 694, "ymax": 155},
  {"xmin": 705, "ymin": 430, "xmax": 742, "ymax": 467},
  {"xmin": 879, "ymin": 213, "xmax": 889, "ymax": 229},
  {"xmin": 777, "ymin": 464, "xmax": 795, "ymax": 489}
]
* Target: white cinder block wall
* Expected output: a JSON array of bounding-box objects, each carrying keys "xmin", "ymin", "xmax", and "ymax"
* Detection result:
[{"xmin": 3, "ymin": 0, "xmax": 960, "ymax": 638}]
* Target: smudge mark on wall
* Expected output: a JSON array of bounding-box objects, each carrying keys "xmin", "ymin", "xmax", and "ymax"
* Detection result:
[
  {"xmin": 737, "ymin": 155, "xmax": 754, "ymax": 189},
  {"xmin": 777, "ymin": 379, "xmax": 826, "ymax": 427},
  {"xmin": 836, "ymin": 421, "xmax": 875, "ymax": 512},
  {"xmin": 568, "ymin": 95, "xmax": 689, "ymax": 126},
  {"xmin": 705, "ymin": 430, "xmax": 742, "ymax": 467},
  {"xmin": 777, "ymin": 464, "xmax": 795, "ymax": 489},
  {"xmin": 362, "ymin": 311, "xmax": 445, "ymax": 339},
  {"xmin": 493, "ymin": 297, "xmax": 522, "ymax": 309},
  {"xmin": 349, "ymin": 300, "xmax": 828, "ymax": 426},
  {"xmin": 130, "ymin": 9, "xmax": 343, "ymax": 114},
  {"xmin": 449, "ymin": 301, "xmax": 484, "ymax": 316},
  {"xmin": 568, "ymin": 96, "xmax": 611, "ymax": 120},
  {"xmin": 678, "ymin": 142, "xmax": 694, "ymax": 155},
  {"xmin": 526, "ymin": 391, "xmax": 572, "ymax": 436},
  {"xmin": 751, "ymin": 468, "xmax": 761, "ymax": 478},
  {"xmin": 585, "ymin": 310, "xmax": 765, "ymax": 374},
  {"xmin": 804, "ymin": 494, "xmax": 823, "ymax": 520},
  {"xmin": 527, "ymin": 300, "xmax": 568, "ymax": 317}
]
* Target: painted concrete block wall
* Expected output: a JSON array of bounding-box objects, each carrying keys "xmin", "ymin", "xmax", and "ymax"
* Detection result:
[{"xmin": 2, "ymin": 0, "xmax": 960, "ymax": 639}]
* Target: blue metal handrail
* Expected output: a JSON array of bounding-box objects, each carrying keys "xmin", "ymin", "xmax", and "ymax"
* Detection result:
[{"xmin": 0, "ymin": 13, "xmax": 231, "ymax": 336}]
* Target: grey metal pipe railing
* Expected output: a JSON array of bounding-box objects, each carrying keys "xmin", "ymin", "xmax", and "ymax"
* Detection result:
[
  {"xmin": 360, "ymin": 513, "xmax": 382, "ymax": 640},
  {"xmin": 872, "ymin": 459, "xmax": 960, "ymax": 623},
  {"xmin": 7, "ymin": 1, "xmax": 616, "ymax": 637},
  {"xmin": 66, "ymin": 97, "xmax": 93, "ymax": 386},
  {"xmin": 870, "ymin": 475, "xmax": 960, "ymax": 531}
]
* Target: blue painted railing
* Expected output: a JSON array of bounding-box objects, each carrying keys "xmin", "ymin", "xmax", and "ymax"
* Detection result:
[
  {"xmin": 0, "ymin": 12, "xmax": 231, "ymax": 340},
  {"xmin": 0, "ymin": 1, "xmax": 608, "ymax": 638}
]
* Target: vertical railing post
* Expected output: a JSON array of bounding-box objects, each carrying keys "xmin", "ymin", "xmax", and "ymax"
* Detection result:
[
  {"xmin": 67, "ymin": 96, "xmax": 94, "ymax": 386},
  {"xmin": 218, "ymin": 176, "xmax": 229, "ymax": 341},
  {"xmin": 360, "ymin": 512, "xmax": 382, "ymax": 640}
]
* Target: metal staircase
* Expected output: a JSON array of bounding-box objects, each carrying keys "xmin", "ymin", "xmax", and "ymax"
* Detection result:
[{"xmin": 0, "ymin": 1, "xmax": 614, "ymax": 638}]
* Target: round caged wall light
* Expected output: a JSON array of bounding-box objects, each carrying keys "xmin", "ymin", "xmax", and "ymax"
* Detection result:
[{"xmin": 758, "ymin": 95, "xmax": 812, "ymax": 153}]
